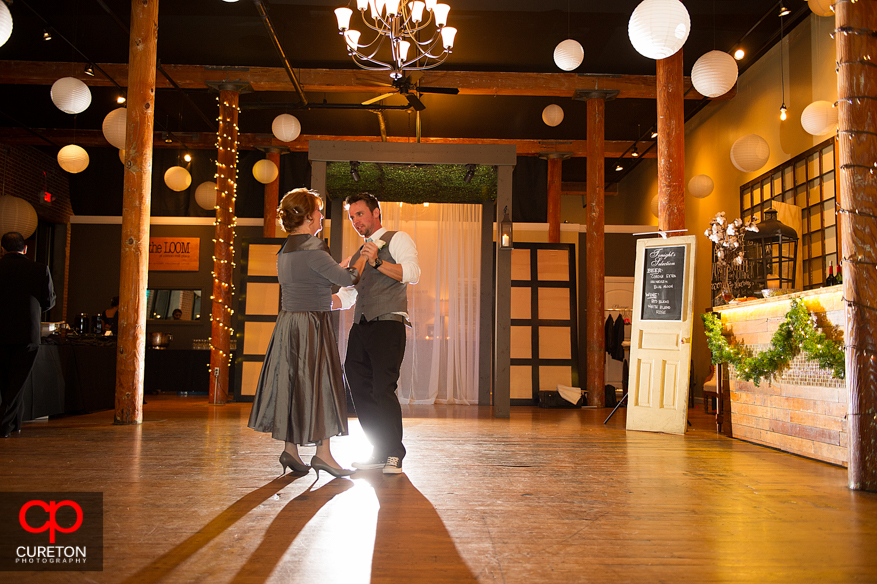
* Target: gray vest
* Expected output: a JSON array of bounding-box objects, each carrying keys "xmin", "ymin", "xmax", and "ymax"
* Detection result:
[{"xmin": 350, "ymin": 231, "xmax": 408, "ymax": 324}]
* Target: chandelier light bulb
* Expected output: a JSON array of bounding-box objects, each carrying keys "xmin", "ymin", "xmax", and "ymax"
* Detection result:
[
  {"xmin": 398, "ymin": 40, "xmax": 411, "ymax": 64},
  {"xmin": 345, "ymin": 30, "xmax": 361, "ymax": 49},
  {"xmin": 385, "ymin": 0, "xmax": 401, "ymax": 15},
  {"xmin": 433, "ymin": 3, "xmax": 450, "ymax": 26},
  {"xmin": 554, "ymin": 39, "xmax": 584, "ymax": 71},
  {"xmin": 425, "ymin": 0, "xmax": 437, "ymax": 10},
  {"xmin": 441, "ymin": 26, "xmax": 457, "ymax": 49},
  {"xmin": 335, "ymin": 7, "xmax": 353, "ymax": 30},
  {"xmin": 410, "ymin": 1, "xmax": 425, "ymax": 22},
  {"xmin": 356, "ymin": 0, "xmax": 369, "ymax": 9}
]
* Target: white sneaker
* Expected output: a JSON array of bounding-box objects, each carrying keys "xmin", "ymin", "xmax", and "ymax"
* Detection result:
[
  {"xmin": 383, "ymin": 456, "xmax": 403, "ymax": 474},
  {"xmin": 352, "ymin": 456, "xmax": 387, "ymax": 470}
]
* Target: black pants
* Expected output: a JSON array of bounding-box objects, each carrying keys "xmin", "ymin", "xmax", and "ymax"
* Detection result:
[
  {"xmin": 0, "ymin": 343, "xmax": 39, "ymax": 435},
  {"xmin": 345, "ymin": 319, "xmax": 407, "ymax": 460}
]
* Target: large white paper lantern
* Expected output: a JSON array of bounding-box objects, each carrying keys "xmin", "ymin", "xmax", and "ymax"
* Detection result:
[
  {"xmin": 688, "ymin": 174, "xmax": 714, "ymax": 198},
  {"xmin": 57, "ymin": 144, "xmax": 89, "ymax": 174},
  {"xmin": 253, "ymin": 159, "xmax": 279, "ymax": 184},
  {"xmin": 650, "ymin": 194, "xmax": 659, "ymax": 217},
  {"xmin": 628, "ymin": 0, "xmax": 690, "ymax": 60},
  {"xmin": 554, "ymin": 39, "xmax": 584, "ymax": 71},
  {"xmin": 808, "ymin": 0, "xmax": 834, "ymax": 17},
  {"xmin": 0, "ymin": 2, "xmax": 12, "ymax": 49},
  {"xmin": 164, "ymin": 166, "xmax": 192, "ymax": 192},
  {"xmin": 272, "ymin": 114, "xmax": 301, "ymax": 142},
  {"xmin": 801, "ymin": 100, "xmax": 838, "ymax": 136},
  {"xmin": 730, "ymin": 134, "xmax": 770, "ymax": 173},
  {"xmin": 542, "ymin": 104, "xmax": 564, "ymax": 127},
  {"xmin": 195, "ymin": 181, "xmax": 217, "ymax": 210},
  {"xmin": 0, "ymin": 196, "xmax": 38, "ymax": 239},
  {"xmin": 691, "ymin": 51, "xmax": 738, "ymax": 98},
  {"xmin": 102, "ymin": 107, "xmax": 127, "ymax": 149},
  {"xmin": 51, "ymin": 77, "xmax": 92, "ymax": 114}
]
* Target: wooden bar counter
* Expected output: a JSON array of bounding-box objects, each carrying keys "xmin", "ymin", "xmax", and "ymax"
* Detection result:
[{"xmin": 712, "ymin": 285, "xmax": 847, "ymax": 466}]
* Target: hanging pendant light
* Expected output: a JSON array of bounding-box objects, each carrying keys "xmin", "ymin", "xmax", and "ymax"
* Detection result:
[
  {"xmin": 542, "ymin": 104, "xmax": 564, "ymax": 127},
  {"xmin": 164, "ymin": 166, "xmax": 192, "ymax": 192},
  {"xmin": 691, "ymin": 51, "xmax": 738, "ymax": 98},
  {"xmin": 57, "ymin": 144, "xmax": 90, "ymax": 174},
  {"xmin": 272, "ymin": 114, "xmax": 301, "ymax": 142},
  {"xmin": 801, "ymin": 100, "xmax": 838, "ymax": 135},
  {"xmin": 253, "ymin": 159, "xmax": 279, "ymax": 184},
  {"xmin": 730, "ymin": 134, "xmax": 770, "ymax": 173},
  {"xmin": 688, "ymin": 174, "xmax": 714, "ymax": 199},
  {"xmin": 0, "ymin": 196, "xmax": 38, "ymax": 239},
  {"xmin": 554, "ymin": 39, "xmax": 584, "ymax": 71},
  {"xmin": 195, "ymin": 181, "xmax": 218, "ymax": 210},
  {"xmin": 0, "ymin": 1, "xmax": 12, "ymax": 49},
  {"xmin": 102, "ymin": 107, "xmax": 127, "ymax": 149},
  {"xmin": 628, "ymin": 0, "xmax": 690, "ymax": 60},
  {"xmin": 51, "ymin": 77, "xmax": 92, "ymax": 114}
]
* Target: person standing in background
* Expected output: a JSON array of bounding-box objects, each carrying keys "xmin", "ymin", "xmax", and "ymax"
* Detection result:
[{"xmin": 0, "ymin": 232, "xmax": 56, "ymax": 438}]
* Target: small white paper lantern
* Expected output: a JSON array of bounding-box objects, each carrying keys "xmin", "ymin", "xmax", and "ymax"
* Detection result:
[
  {"xmin": 808, "ymin": 0, "xmax": 834, "ymax": 17},
  {"xmin": 57, "ymin": 144, "xmax": 90, "ymax": 174},
  {"xmin": 628, "ymin": 0, "xmax": 691, "ymax": 60},
  {"xmin": 801, "ymin": 100, "xmax": 838, "ymax": 136},
  {"xmin": 542, "ymin": 104, "xmax": 564, "ymax": 127},
  {"xmin": 0, "ymin": 1, "xmax": 12, "ymax": 49},
  {"xmin": 650, "ymin": 194, "xmax": 659, "ymax": 217},
  {"xmin": 164, "ymin": 166, "xmax": 192, "ymax": 192},
  {"xmin": 691, "ymin": 51, "xmax": 738, "ymax": 98},
  {"xmin": 195, "ymin": 181, "xmax": 217, "ymax": 210},
  {"xmin": 272, "ymin": 114, "xmax": 301, "ymax": 142},
  {"xmin": 554, "ymin": 39, "xmax": 584, "ymax": 71},
  {"xmin": 730, "ymin": 134, "xmax": 770, "ymax": 173},
  {"xmin": 253, "ymin": 159, "xmax": 279, "ymax": 184},
  {"xmin": 688, "ymin": 174, "xmax": 714, "ymax": 198},
  {"xmin": 119, "ymin": 149, "xmax": 126, "ymax": 164},
  {"xmin": 51, "ymin": 77, "xmax": 92, "ymax": 114},
  {"xmin": 0, "ymin": 196, "xmax": 39, "ymax": 239},
  {"xmin": 102, "ymin": 107, "xmax": 127, "ymax": 149}
]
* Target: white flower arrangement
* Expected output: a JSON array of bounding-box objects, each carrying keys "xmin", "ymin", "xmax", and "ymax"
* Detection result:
[{"xmin": 704, "ymin": 211, "xmax": 759, "ymax": 270}]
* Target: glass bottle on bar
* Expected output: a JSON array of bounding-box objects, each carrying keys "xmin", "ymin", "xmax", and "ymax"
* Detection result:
[
  {"xmin": 825, "ymin": 260, "xmax": 837, "ymax": 286},
  {"xmin": 836, "ymin": 260, "xmax": 843, "ymax": 285}
]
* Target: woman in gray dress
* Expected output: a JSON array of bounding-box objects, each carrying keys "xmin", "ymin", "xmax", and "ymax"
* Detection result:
[{"xmin": 248, "ymin": 188, "xmax": 366, "ymax": 478}]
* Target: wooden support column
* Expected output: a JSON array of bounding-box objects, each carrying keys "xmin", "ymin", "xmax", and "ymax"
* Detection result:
[
  {"xmin": 656, "ymin": 50, "xmax": 685, "ymax": 232},
  {"xmin": 837, "ymin": 0, "xmax": 877, "ymax": 492},
  {"xmin": 586, "ymin": 97, "xmax": 606, "ymax": 407},
  {"xmin": 115, "ymin": 0, "xmax": 158, "ymax": 425},
  {"xmin": 263, "ymin": 149, "xmax": 280, "ymax": 237},
  {"xmin": 209, "ymin": 86, "xmax": 244, "ymax": 405},
  {"xmin": 547, "ymin": 157, "xmax": 562, "ymax": 243}
]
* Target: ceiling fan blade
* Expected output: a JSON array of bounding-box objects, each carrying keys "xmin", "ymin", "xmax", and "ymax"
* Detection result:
[
  {"xmin": 362, "ymin": 93, "xmax": 396, "ymax": 106},
  {"xmin": 356, "ymin": 77, "xmax": 393, "ymax": 88},
  {"xmin": 405, "ymin": 93, "xmax": 426, "ymax": 111},
  {"xmin": 417, "ymin": 86, "xmax": 459, "ymax": 95}
]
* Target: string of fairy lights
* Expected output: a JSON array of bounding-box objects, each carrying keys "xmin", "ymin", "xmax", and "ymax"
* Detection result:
[
  {"xmin": 832, "ymin": 0, "xmax": 877, "ymax": 366},
  {"xmin": 209, "ymin": 93, "xmax": 240, "ymax": 369}
]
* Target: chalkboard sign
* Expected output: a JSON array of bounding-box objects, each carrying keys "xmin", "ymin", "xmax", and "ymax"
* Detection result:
[{"xmin": 641, "ymin": 245, "xmax": 686, "ymax": 321}]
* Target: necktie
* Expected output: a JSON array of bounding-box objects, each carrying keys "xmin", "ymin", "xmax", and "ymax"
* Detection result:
[{"xmin": 365, "ymin": 238, "xmax": 373, "ymax": 243}]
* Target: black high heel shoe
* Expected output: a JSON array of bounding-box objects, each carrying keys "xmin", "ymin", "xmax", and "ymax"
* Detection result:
[
  {"xmin": 279, "ymin": 451, "xmax": 310, "ymax": 474},
  {"xmin": 310, "ymin": 456, "xmax": 355, "ymax": 478}
]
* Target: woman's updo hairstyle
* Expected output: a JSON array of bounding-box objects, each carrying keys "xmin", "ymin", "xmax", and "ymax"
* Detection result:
[{"xmin": 277, "ymin": 188, "xmax": 323, "ymax": 233}]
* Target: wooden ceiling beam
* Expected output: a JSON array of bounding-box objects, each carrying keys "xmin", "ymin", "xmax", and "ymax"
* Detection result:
[
  {"xmin": 0, "ymin": 61, "xmax": 734, "ymax": 100},
  {"xmin": 0, "ymin": 128, "xmax": 657, "ymax": 158}
]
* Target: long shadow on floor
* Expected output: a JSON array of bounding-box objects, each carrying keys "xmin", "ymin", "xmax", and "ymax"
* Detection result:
[{"xmin": 121, "ymin": 473, "xmax": 305, "ymax": 584}]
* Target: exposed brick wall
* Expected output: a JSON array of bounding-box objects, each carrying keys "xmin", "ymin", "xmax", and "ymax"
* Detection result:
[
  {"xmin": 0, "ymin": 145, "xmax": 73, "ymax": 225},
  {"xmin": 714, "ymin": 287, "xmax": 847, "ymax": 467}
]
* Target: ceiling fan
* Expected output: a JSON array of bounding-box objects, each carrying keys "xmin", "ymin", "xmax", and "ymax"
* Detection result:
[{"xmin": 360, "ymin": 74, "xmax": 458, "ymax": 111}]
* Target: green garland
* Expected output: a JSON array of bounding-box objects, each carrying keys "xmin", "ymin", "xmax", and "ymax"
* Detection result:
[{"xmin": 701, "ymin": 299, "xmax": 845, "ymax": 387}]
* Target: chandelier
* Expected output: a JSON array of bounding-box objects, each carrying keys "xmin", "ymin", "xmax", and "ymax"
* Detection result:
[{"xmin": 334, "ymin": 0, "xmax": 458, "ymax": 80}]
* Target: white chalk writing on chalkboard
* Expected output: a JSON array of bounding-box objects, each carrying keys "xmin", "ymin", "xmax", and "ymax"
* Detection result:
[{"xmin": 641, "ymin": 245, "xmax": 685, "ymax": 321}]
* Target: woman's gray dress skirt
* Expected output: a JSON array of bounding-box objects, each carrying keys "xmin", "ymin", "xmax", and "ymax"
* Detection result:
[{"xmin": 247, "ymin": 310, "xmax": 348, "ymax": 444}]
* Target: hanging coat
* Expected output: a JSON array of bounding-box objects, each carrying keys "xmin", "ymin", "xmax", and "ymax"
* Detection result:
[
  {"xmin": 605, "ymin": 315, "xmax": 615, "ymax": 356},
  {"xmin": 612, "ymin": 313, "xmax": 626, "ymax": 361}
]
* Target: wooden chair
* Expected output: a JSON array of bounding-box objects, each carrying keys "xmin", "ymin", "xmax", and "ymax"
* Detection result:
[{"xmin": 702, "ymin": 364, "xmax": 725, "ymax": 433}]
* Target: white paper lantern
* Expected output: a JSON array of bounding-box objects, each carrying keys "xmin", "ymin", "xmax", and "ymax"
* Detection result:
[
  {"xmin": 195, "ymin": 181, "xmax": 217, "ymax": 210},
  {"xmin": 730, "ymin": 134, "xmax": 770, "ymax": 173},
  {"xmin": 272, "ymin": 114, "xmax": 301, "ymax": 142},
  {"xmin": 650, "ymin": 194, "xmax": 659, "ymax": 217},
  {"xmin": 808, "ymin": 0, "xmax": 834, "ymax": 17},
  {"xmin": 51, "ymin": 77, "xmax": 92, "ymax": 114},
  {"xmin": 102, "ymin": 107, "xmax": 127, "ymax": 149},
  {"xmin": 253, "ymin": 159, "xmax": 279, "ymax": 184},
  {"xmin": 691, "ymin": 51, "xmax": 738, "ymax": 98},
  {"xmin": 688, "ymin": 174, "xmax": 714, "ymax": 199},
  {"xmin": 57, "ymin": 144, "xmax": 90, "ymax": 174},
  {"xmin": 553, "ymin": 39, "xmax": 584, "ymax": 71},
  {"xmin": 0, "ymin": 196, "xmax": 39, "ymax": 240},
  {"xmin": 628, "ymin": 0, "xmax": 690, "ymax": 60},
  {"xmin": 542, "ymin": 104, "xmax": 564, "ymax": 127},
  {"xmin": 0, "ymin": 1, "xmax": 12, "ymax": 49},
  {"xmin": 164, "ymin": 166, "xmax": 192, "ymax": 192},
  {"xmin": 801, "ymin": 100, "xmax": 838, "ymax": 136}
]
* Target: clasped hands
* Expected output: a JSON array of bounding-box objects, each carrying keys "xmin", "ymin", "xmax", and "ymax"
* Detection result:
[{"xmin": 340, "ymin": 241, "xmax": 381, "ymax": 269}]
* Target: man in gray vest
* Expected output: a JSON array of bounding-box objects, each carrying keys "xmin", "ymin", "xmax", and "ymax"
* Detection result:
[{"xmin": 333, "ymin": 193, "xmax": 420, "ymax": 474}]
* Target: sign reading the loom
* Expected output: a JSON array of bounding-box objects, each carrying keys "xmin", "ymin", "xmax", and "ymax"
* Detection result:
[
  {"xmin": 148, "ymin": 237, "xmax": 200, "ymax": 271},
  {"xmin": 641, "ymin": 245, "xmax": 685, "ymax": 321}
]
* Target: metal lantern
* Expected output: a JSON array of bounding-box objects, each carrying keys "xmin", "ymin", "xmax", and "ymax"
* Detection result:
[
  {"xmin": 746, "ymin": 208, "xmax": 798, "ymax": 292},
  {"xmin": 499, "ymin": 206, "xmax": 513, "ymax": 250}
]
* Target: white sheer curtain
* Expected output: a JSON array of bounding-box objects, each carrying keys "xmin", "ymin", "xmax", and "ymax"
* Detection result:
[{"xmin": 336, "ymin": 202, "xmax": 482, "ymax": 404}]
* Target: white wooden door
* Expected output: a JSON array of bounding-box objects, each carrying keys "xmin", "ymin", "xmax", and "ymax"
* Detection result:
[{"xmin": 625, "ymin": 236, "xmax": 696, "ymax": 434}]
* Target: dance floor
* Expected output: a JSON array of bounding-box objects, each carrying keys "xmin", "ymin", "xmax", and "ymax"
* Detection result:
[{"xmin": 2, "ymin": 395, "xmax": 876, "ymax": 583}]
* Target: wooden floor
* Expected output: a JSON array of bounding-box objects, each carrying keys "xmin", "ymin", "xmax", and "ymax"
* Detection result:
[{"xmin": 3, "ymin": 396, "xmax": 876, "ymax": 583}]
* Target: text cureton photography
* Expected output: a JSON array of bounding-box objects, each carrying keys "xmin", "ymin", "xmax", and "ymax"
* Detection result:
[{"xmin": 0, "ymin": 492, "xmax": 103, "ymax": 572}]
